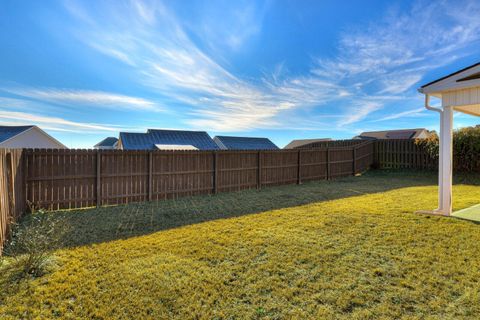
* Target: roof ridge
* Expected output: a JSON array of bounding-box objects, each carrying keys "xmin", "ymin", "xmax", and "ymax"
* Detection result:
[
  {"xmin": 147, "ymin": 128, "xmax": 208, "ymax": 133},
  {"xmin": 215, "ymin": 135, "xmax": 273, "ymax": 139}
]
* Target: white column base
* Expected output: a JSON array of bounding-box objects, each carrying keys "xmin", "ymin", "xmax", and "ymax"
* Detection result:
[{"xmin": 415, "ymin": 209, "xmax": 450, "ymax": 217}]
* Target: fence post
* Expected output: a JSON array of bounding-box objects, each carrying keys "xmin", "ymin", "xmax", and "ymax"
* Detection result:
[
  {"xmin": 22, "ymin": 149, "xmax": 27, "ymax": 213},
  {"xmin": 148, "ymin": 151, "xmax": 153, "ymax": 201},
  {"xmin": 326, "ymin": 148, "xmax": 330, "ymax": 180},
  {"xmin": 213, "ymin": 151, "xmax": 218, "ymax": 194},
  {"xmin": 5, "ymin": 152, "xmax": 14, "ymax": 220},
  {"xmin": 297, "ymin": 149, "xmax": 302, "ymax": 184},
  {"xmin": 257, "ymin": 151, "xmax": 262, "ymax": 189},
  {"xmin": 352, "ymin": 147, "xmax": 357, "ymax": 175},
  {"xmin": 96, "ymin": 150, "xmax": 101, "ymax": 207}
]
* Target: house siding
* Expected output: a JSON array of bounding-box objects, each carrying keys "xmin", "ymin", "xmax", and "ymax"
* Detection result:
[{"xmin": 0, "ymin": 127, "xmax": 65, "ymax": 149}]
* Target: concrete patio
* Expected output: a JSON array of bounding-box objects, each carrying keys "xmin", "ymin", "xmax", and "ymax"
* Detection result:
[{"xmin": 453, "ymin": 204, "xmax": 480, "ymax": 222}]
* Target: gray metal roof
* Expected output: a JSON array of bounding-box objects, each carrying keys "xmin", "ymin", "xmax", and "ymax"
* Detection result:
[
  {"xmin": 0, "ymin": 125, "xmax": 34, "ymax": 144},
  {"xmin": 213, "ymin": 136, "xmax": 279, "ymax": 150},
  {"xmin": 94, "ymin": 137, "xmax": 118, "ymax": 147},
  {"xmin": 119, "ymin": 129, "xmax": 219, "ymax": 150}
]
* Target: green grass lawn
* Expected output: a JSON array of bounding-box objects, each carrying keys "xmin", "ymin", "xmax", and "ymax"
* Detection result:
[{"xmin": 2, "ymin": 170, "xmax": 480, "ymax": 319}]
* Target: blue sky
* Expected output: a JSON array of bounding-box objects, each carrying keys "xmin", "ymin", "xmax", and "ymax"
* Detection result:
[{"xmin": 0, "ymin": 0, "xmax": 479, "ymax": 148}]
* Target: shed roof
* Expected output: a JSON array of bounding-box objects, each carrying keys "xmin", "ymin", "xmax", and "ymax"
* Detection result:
[
  {"xmin": 284, "ymin": 138, "xmax": 332, "ymax": 149},
  {"xmin": 213, "ymin": 136, "xmax": 279, "ymax": 150},
  {"xmin": 94, "ymin": 137, "xmax": 118, "ymax": 147},
  {"xmin": 356, "ymin": 128, "xmax": 429, "ymax": 140},
  {"xmin": 0, "ymin": 125, "xmax": 34, "ymax": 143},
  {"xmin": 119, "ymin": 129, "xmax": 219, "ymax": 150}
]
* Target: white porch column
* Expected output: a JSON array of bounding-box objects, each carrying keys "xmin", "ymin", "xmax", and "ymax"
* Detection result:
[
  {"xmin": 437, "ymin": 111, "xmax": 444, "ymax": 211},
  {"xmin": 438, "ymin": 106, "xmax": 453, "ymax": 215}
]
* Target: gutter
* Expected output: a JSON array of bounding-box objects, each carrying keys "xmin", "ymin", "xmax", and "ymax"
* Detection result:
[{"xmin": 423, "ymin": 94, "xmax": 443, "ymax": 114}]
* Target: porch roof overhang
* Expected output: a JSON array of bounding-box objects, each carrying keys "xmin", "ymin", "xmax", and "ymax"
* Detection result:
[
  {"xmin": 419, "ymin": 62, "xmax": 480, "ymax": 116},
  {"xmin": 416, "ymin": 62, "xmax": 480, "ymax": 217}
]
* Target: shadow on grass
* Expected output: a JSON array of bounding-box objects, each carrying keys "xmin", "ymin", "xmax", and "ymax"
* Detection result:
[{"xmin": 11, "ymin": 169, "xmax": 480, "ymax": 250}]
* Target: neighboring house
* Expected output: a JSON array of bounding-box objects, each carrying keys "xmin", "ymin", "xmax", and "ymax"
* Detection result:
[
  {"xmin": 0, "ymin": 125, "xmax": 66, "ymax": 149},
  {"xmin": 94, "ymin": 137, "xmax": 118, "ymax": 150},
  {"xmin": 117, "ymin": 129, "xmax": 219, "ymax": 150},
  {"xmin": 284, "ymin": 138, "xmax": 332, "ymax": 149},
  {"xmin": 353, "ymin": 128, "xmax": 431, "ymax": 140},
  {"xmin": 213, "ymin": 136, "xmax": 279, "ymax": 150}
]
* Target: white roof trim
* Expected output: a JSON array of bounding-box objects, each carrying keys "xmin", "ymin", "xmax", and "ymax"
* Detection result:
[{"xmin": 419, "ymin": 63, "xmax": 480, "ymax": 97}]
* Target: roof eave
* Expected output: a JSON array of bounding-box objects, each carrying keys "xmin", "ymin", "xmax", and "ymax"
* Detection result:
[{"xmin": 420, "ymin": 62, "xmax": 480, "ymax": 89}]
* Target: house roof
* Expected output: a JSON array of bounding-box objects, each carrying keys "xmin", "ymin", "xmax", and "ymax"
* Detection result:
[
  {"xmin": 94, "ymin": 137, "xmax": 118, "ymax": 147},
  {"xmin": 119, "ymin": 129, "xmax": 219, "ymax": 150},
  {"xmin": 356, "ymin": 128, "xmax": 429, "ymax": 140},
  {"xmin": 0, "ymin": 125, "xmax": 34, "ymax": 143},
  {"xmin": 284, "ymin": 138, "xmax": 332, "ymax": 149},
  {"xmin": 214, "ymin": 136, "xmax": 279, "ymax": 150}
]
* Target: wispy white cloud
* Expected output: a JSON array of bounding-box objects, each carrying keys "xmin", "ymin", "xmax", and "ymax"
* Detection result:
[
  {"xmin": 308, "ymin": 0, "xmax": 480, "ymax": 124},
  {"xmin": 191, "ymin": 1, "xmax": 268, "ymax": 52},
  {"xmin": 61, "ymin": 0, "xmax": 480, "ymax": 132},
  {"xmin": 0, "ymin": 110, "xmax": 120, "ymax": 133},
  {"xmin": 0, "ymin": 96, "xmax": 153, "ymax": 133},
  {"xmin": 61, "ymin": 0, "xmax": 347, "ymax": 131},
  {"xmin": 379, "ymin": 74, "xmax": 424, "ymax": 95},
  {"xmin": 373, "ymin": 107, "xmax": 427, "ymax": 122},
  {"xmin": 339, "ymin": 101, "xmax": 384, "ymax": 126},
  {"xmin": 2, "ymin": 87, "xmax": 161, "ymax": 112}
]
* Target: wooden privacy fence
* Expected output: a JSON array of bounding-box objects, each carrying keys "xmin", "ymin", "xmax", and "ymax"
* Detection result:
[
  {"xmin": 22, "ymin": 142, "xmax": 374, "ymax": 211},
  {"xmin": 373, "ymin": 140, "xmax": 437, "ymax": 170},
  {"xmin": 0, "ymin": 149, "xmax": 25, "ymax": 254},
  {"xmin": 297, "ymin": 139, "xmax": 439, "ymax": 170}
]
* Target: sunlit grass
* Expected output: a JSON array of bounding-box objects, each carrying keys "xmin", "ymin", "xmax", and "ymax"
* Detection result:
[{"xmin": 1, "ymin": 170, "xmax": 480, "ymax": 319}]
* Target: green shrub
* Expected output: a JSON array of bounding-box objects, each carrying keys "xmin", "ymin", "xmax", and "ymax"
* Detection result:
[
  {"xmin": 454, "ymin": 126, "xmax": 480, "ymax": 171},
  {"xmin": 416, "ymin": 126, "xmax": 480, "ymax": 172},
  {"xmin": 415, "ymin": 130, "xmax": 439, "ymax": 158},
  {"xmin": 1, "ymin": 209, "xmax": 69, "ymax": 278}
]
